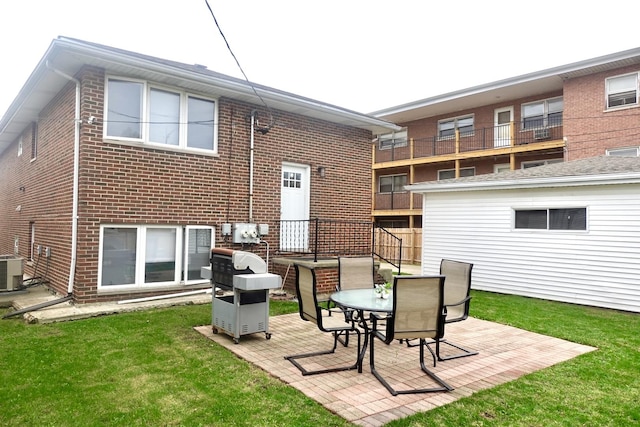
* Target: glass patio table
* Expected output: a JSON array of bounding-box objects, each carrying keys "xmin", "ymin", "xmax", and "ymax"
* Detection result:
[{"xmin": 330, "ymin": 288, "xmax": 393, "ymax": 373}]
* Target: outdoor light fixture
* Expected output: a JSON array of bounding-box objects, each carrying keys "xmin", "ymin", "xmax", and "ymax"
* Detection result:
[{"xmin": 317, "ymin": 166, "xmax": 326, "ymax": 177}]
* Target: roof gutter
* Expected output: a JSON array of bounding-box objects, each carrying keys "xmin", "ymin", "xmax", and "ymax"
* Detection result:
[
  {"xmin": 406, "ymin": 172, "xmax": 640, "ymax": 194},
  {"xmin": 46, "ymin": 61, "xmax": 79, "ymax": 296},
  {"xmin": 52, "ymin": 37, "xmax": 400, "ymax": 133}
]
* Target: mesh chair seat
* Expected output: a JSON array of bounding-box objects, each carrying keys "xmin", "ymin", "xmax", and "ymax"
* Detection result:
[
  {"xmin": 425, "ymin": 259, "xmax": 478, "ymax": 361},
  {"xmin": 284, "ymin": 265, "xmax": 362, "ymax": 376},
  {"xmin": 370, "ymin": 275, "xmax": 454, "ymax": 396}
]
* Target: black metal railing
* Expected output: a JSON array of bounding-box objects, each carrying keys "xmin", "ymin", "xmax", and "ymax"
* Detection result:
[
  {"xmin": 376, "ymin": 122, "xmax": 564, "ymax": 163},
  {"xmin": 278, "ymin": 218, "xmax": 403, "ymax": 273}
]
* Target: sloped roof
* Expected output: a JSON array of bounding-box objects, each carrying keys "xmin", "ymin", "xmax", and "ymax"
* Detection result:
[
  {"xmin": 407, "ymin": 156, "xmax": 640, "ymax": 193},
  {"xmin": 372, "ymin": 47, "xmax": 640, "ymax": 123},
  {"xmin": 0, "ymin": 36, "xmax": 400, "ymax": 153}
]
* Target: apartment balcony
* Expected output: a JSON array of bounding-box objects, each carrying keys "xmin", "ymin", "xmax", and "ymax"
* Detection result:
[
  {"xmin": 373, "ymin": 122, "xmax": 564, "ymax": 167},
  {"xmin": 373, "ymin": 191, "xmax": 422, "ymax": 215}
]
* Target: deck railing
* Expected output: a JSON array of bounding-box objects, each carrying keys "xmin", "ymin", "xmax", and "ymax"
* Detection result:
[
  {"xmin": 278, "ymin": 218, "xmax": 403, "ymax": 273},
  {"xmin": 375, "ymin": 122, "xmax": 563, "ymax": 163}
]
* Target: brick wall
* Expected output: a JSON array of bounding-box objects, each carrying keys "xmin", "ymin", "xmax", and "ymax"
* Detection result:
[
  {"xmin": 1, "ymin": 65, "xmax": 374, "ymax": 303},
  {"xmin": 563, "ymin": 64, "xmax": 640, "ymax": 160},
  {"xmin": 0, "ymin": 80, "xmax": 77, "ymax": 297}
]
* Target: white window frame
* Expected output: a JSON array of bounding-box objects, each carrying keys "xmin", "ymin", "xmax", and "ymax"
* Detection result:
[
  {"xmin": 104, "ymin": 76, "xmax": 219, "ymax": 154},
  {"xmin": 521, "ymin": 158, "xmax": 563, "ymax": 169},
  {"xmin": 31, "ymin": 122, "xmax": 38, "ymax": 161},
  {"xmin": 184, "ymin": 225, "xmax": 215, "ymax": 284},
  {"xmin": 378, "ymin": 174, "xmax": 407, "ymax": 193},
  {"xmin": 521, "ymin": 97, "xmax": 563, "ymax": 130},
  {"xmin": 513, "ymin": 207, "xmax": 588, "ymax": 231},
  {"xmin": 437, "ymin": 115, "xmax": 474, "ymax": 140},
  {"xmin": 494, "ymin": 164, "xmax": 511, "ymax": 173},
  {"xmin": 98, "ymin": 224, "xmax": 213, "ymax": 290},
  {"xmin": 378, "ymin": 129, "xmax": 407, "ymax": 150},
  {"xmin": 606, "ymin": 72, "xmax": 639, "ymax": 110},
  {"xmin": 437, "ymin": 167, "xmax": 475, "ymax": 180},
  {"xmin": 607, "ymin": 146, "xmax": 640, "ymax": 157}
]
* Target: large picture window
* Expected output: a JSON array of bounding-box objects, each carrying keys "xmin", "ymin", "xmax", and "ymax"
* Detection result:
[
  {"xmin": 514, "ymin": 208, "xmax": 586, "ymax": 231},
  {"xmin": 606, "ymin": 73, "xmax": 638, "ymax": 109},
  {"xmin": 105, "ymin": 77, "xmax": 218, "ymax": 152},
  {"xmin": 99, "ymin": 225, "xmax": 214, "ymax": 288}
]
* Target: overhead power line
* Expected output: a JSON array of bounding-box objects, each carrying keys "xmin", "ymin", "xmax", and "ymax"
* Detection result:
[{"xmin": 203, "ymin": 0, "xmax": 274, "ymax": 134}]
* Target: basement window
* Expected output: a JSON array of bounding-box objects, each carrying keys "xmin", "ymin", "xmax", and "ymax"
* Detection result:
[
  {"xmin": 514, "ymin": 208, "xmax": 587, "ymax": 231},
  {"xmin": 98, "ymin": 224, "xmax": 213, "ymax": 289}
]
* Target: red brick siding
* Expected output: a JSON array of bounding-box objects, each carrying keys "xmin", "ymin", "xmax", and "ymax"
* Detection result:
[
  {"xmin": 1, "ymin": 65, "xmax": 373, "ymax": 303},
  {"xmin": 563, "ymin": 64, "xmax": 640, "ymax": 160},
  {"xmin": 0, "ymin": 81, "xmax": 77, "ymax": 297}
]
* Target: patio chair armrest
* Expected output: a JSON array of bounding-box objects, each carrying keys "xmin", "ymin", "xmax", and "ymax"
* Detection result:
[
  {"xmin": 444, "ymin": 295, "xmax": 471, "ymax": 309},
  {"xmin": 370, "ymin": 312, "xmax": 392, "ymax": 343}
]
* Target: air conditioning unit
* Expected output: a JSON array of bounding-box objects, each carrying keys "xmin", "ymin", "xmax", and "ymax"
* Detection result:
[
  {"xmin": 0, "ymin": 255, "xmax": 23, "ymax": 291},
  {"xmin": 533, "ymin": 128, "xmax": 550, "ymax": 140}
]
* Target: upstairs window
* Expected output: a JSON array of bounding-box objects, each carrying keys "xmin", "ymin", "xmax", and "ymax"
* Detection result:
[
  {"xmin": 105, "ymin": 77, "xmax": 218, "ymax": 152},
  {"xmin": 31, "ymin": 122, "xmax": 38, "ymax": 161},
  {"xmin": 378, "ymin": 129, "xmax": 407, "ymax": 150},
  {"xmin": 438, "ymin": 115, "xmax": 474, "ymax": 139},
  {"xmin": 515, "ymin": 208, "xmax": 587, "ymax": 231},
  {"xmin": 379, "ymin": 174, "xmax": 407, "ymax": 193},
  {"xmin": 521, "ymin": 158, "xmax": 563, "ymax": 169},
  {"xmin": 522, "ymin": 97, "xmax": 563, "ymax": 130},
  {"xmin": 607, "ymin": 146, "xmax": 640, "ymax": 156},
  {"xmin": 438, "ymin": 167, "xmax": 475, "ymax": 180},
  {"xmin": 606, "ymin": 73, "xmax": 638, "ymax": 109},
  {"xmin": 106, "ymin": 79, "xmax": 143, "ymax": 139}
]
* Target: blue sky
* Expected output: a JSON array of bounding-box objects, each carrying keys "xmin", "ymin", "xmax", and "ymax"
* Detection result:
[{"xmin": 1, "ymin": 0, "xmax": 638, "ymax": 118}]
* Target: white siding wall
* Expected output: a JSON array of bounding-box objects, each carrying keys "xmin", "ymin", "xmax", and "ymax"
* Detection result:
[{"xmin": 420, "ymin": 184, "xmax": 640, "ymax": 313}]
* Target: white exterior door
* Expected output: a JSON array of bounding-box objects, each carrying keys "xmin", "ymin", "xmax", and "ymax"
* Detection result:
[
  {"xmin": 280, "ymin": 163, "xmax": 310, "ymax": 250},
  {"xmin": 494, "ymin": 106, "xmax": 513, "ymax": 148}
]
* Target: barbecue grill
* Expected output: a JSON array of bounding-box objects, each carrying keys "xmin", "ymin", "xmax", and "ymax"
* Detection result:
[{"xmin": 203, "ymin": 248, "xmax": 281, "ymax": 344}]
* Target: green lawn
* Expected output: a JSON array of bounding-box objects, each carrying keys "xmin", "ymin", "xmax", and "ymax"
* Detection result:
[{"xmin": 1, "ymin": 293, "xmax": 639, "ymax": 426}]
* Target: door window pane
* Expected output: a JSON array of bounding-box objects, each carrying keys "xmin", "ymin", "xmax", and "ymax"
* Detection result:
[
  {"xmin": 107, "ymin": 80, "xmax": 143, "ymax": 139},
  {"xmin": 102, "ymin": 228, "xmax": 137, "ymax": 286},
  {"xmin": 149, "ymin": 89, "xmax": 180, "ymax": 145},
  {"xmin": 187, "ymin": 97, "xmax": 215, "ymax": 150}
]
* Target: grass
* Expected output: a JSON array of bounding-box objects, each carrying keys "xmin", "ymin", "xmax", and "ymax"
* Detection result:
[{"xmin": 1, "ymin": 294, "xmax": 639, "ymax": 426}]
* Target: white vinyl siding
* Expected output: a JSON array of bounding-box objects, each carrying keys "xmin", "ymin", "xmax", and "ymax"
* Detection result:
[{"xmin": 419, "ymin": 185, "xmax": 640, "ymax": 313}]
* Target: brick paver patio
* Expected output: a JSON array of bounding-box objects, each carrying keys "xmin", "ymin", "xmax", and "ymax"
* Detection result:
[{"xmin": 195, "ymin": 313, "xmax": 595, "ymax": 426}]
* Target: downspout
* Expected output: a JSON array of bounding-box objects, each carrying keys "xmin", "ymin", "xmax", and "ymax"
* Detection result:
[
  {"xmin": 46, "ymin": 61, "xmax": 80, "ymax": 296},
  {"xmin": 249, "ymin": 110, "xmax": 256, "ymax": 223}
]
